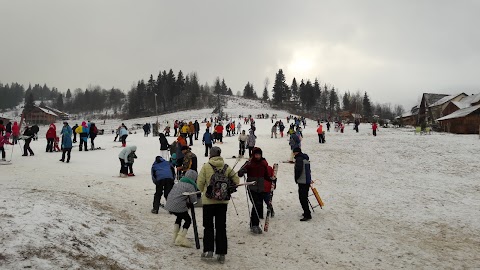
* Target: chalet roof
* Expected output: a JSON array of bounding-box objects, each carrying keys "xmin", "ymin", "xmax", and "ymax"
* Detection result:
[
  {"xmin": 35, "ymin": 106, "xmax": 58, "ymax": 117},
  {"xmin": 44, "ymin": 105, "xmax": 70, "ymax": 116},
  {"xmin": 451, "ymin": 101, "xmax": 470, "ymax": 110},
  {"xmin": 423, "ymin": 93, "xmax": 449, "ymax": 106},
  {"xmin": 429, "ymin": 93, "xmax": 467, "ymax": 107},
  {"xmin": 459, "ymin": 93, "xmax": 480, "ymax": 105},
  {"xmin": 437, "ymin": 104, "xmax": 480, "ymax": 121}
]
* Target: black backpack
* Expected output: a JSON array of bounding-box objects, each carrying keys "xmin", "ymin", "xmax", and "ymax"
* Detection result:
[{"xmin": 205, "ymin": 164, "xmax": 233, "ymax": 200}]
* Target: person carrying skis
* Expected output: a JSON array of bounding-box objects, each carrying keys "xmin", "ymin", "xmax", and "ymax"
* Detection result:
[
  {"xmin": 0, "ymin": 133, "xmax": 12, "ymax": 161},
  {"xmin": 118, "ymin": 145, "xmax": 137, "ymax": 178},
  {"xmin": 151, "ymin": 155, "xmax": 176, "ymax": 214},
  {"xmin": 197, "ymin": 146, "xmax": 240, "ymax": 263},
  {"xmin": 22, "ymin": 126, "xmax": 35, "ymax": 156},
  {"xmin": 238, "ymin": 130, "xmax": 247, "ymax": 158},
  {"xmin": 202, "ymin": 129, "xmax": 213, "ymax": 157},
  {"xmin": 159, "ymin": 133, "xmax": 170, "ymax": 160},
  {"xmin": 60, "ymin": 122, "xmax": 73, "ymax": 163},
  {"xmin": 293, "ymin": 147, "xmax": 312, "ymax": 221},
  {"xmin": 165, "ymin": 170, "xmax": 199, "ymax": 248},
  {"xmin": 237, "ymin": 147, "xmax": 270, "ymax": 234},
  {"xmin": 45, "ymin": 124, "xmax": 56, "ymax": 152},
  {"xmin": 246, "ymin": 129, "xmax": 256, "ymax": 158}
]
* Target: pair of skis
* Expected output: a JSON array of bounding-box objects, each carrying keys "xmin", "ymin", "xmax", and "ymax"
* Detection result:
[
  {"xmin": 182, "ymin": 181, "xmax": 257, "ymax": 249},
  {"xmin": 264, "ymin": 163, "xmax": 278, "ymax": 232}
]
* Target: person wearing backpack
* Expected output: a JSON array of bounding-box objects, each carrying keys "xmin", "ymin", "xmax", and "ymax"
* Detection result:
[
  {"xmin": 237, "ymin": 147, "xmax": 270, "ymax": 234},
  {"xmin": 293, "ymin": 148, "xmax": 312, "ymax": 221},
  {"xmin": 151, "ymin": 156, "xmax": 176, "ymax": 214},
  {"xmin": 197, "ymin": 146, "xmax": 240, "ymax": 264}
]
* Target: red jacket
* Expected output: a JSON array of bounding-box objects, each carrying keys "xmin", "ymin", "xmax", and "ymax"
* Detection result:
[
  {"xmin": 46, "ymin": 127, "xmax": 56, "ymax": 139},
  {"xmin": 316, "ymin": 126, "xmax": 323, "ymax": 134},
  {"xmin": 12, "ymin": 122, "xmax": 20, "ymax": 136},
  {"xmin": 372, "ymin": 123, "xmax": 378, "ymax": 130},
  {"xmin": 239, "ymin": 158, "xmax": 271, "ymax": 192},
  {"xmin": 215, "ymin": 125, "xmax": 224, "ymax": 134}
]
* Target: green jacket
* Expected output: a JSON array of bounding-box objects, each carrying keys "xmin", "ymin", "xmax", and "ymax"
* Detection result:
[{"xmin": 197, "ymin": 156, "xmax": 240, "ymax": 205}]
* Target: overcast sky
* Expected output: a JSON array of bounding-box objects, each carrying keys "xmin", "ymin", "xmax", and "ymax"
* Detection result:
[{"xmin": 1, "ymin": 0, "xmax": 479, "ymax": 109}]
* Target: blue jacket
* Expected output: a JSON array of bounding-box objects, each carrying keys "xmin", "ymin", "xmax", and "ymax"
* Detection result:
[
  {"xmin": 151, "ymin": 156, "xmax": 175, "ymax": 184},
  {"xmin": 61, "ymin": 125, "xmax": 73, "ymax": 149},
  {"xmin": 119, "ymin": 127, "xmax": 128, "ymax": 136},
  {"xmin": 294, "ymin": 153, "xmax": 311, "ymax": 184},
  {"xmin": 289, "ymin": 133, "xmax": 301, "ymax": 150},
  {"xmin": 202, "ymin": 132, "xmax": 213, "ymax": 144}
]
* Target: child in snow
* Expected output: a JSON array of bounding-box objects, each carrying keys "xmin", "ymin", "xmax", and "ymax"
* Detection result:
[
  {"xmin": 0, "ymin": 133, "xmax": 13, "ymax": 161},
  {"xmin": 54, "ymin": 136, "xmax": 61, "ymax": 152},
  {"xmin": 127, "ymin": 150, "xmax": 137, "ymax": 176},
  {"xmin": 372, "ymin": 122, "xmax": 378, "ymax": 136},
  {"xmin": 164, "ymin": 169, "xmax": 198, "ymax": 248}
]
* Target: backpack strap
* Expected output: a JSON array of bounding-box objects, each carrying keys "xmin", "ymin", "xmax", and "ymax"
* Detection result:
[{"xmin": 221, "ymin": 164, "xmax": 229, "ymax": 174}]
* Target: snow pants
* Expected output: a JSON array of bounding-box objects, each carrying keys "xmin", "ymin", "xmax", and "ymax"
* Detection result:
[
  {"xmin": 119, "ymin": 158, "xmax": 128, "ymax": 175},
  {"xmin": 204, "ymin": 143, "xmax": 212, "ymax": 157},
  {"xmin": 373, "ymin": 130, "xmax": 377, "ymax": 136},
  {"xmin": 203, "ymin": 204, "xmax": 228, "ymax": 255},
  {"xmin": 298, "ymin": 184, "xmax": 311, "ymax": 218},
  {"xmin": 174, "ymin": 212, "xmax": 191, "ymax": 229},
  {"xmin": 249, "ymin": 191, "xmax": 264, "ymax": 227},
  {"xmin": 23, "ymin": 139, "xmax": 34, "ymax": 156},
  {"xmin": 61, "ymin": 148, "xmax": 71, "ymax": 162},
  {"xmin": 153, "ymin": 179, "xmax": 174, "ymax": 210},
  {"xmin": 239, "ymin": 141, "xmax": 246, "ymax": 156},
  {"xmin": 46, "ymin": 138, "xmax": 54, "ymax": 152}
]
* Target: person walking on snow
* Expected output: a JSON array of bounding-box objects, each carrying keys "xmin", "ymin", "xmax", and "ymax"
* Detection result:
[
  {"xmin": 197, "ymin": 146, "xmax": 240, "ymax": 263},
  {"xmin": 293, "ymin": 147, "xmax": 312, "ymax": 221},
  {"xmin": 372, "ymin": 122, "xmax": 378, "ymax": 136},
  {"xmin": 188, "ymin": 121, "xmax": 195, "ymax": 146},
  {"xmin": 12, "ymin": 121, "xmax": 20, "ymax": 145},
  {"xmin": 22, "ymin": 126, "xmax": 35, "ymax": 156},
  {"xmin": 0, "ymin": 133, "xmax": 12, "ymax": 161},
  {"xmin": 164, "ymin": 170, "xmax": 199, "ymax": 248},
  {"xmin": 151, "ymin": 155, "xmax": 176, "ymax": 213},
  {"xmin": 271, "ymin": 124, "xmax": 277, "ymax": 138},
  {"xmin": 119, "ymin": 124, "xmax": 128, "ymax": 147},
  {"xmin": 237, "ymin": 147, "xmax": 271, "ymax": 234},
  {"xmin": 159, "ymin": 133, "xmax": 170, "ymax": 160},
  {"xmin": 89, "ymin": 123, "xmax": 98, "ymax": 150},
  {"xmin": 76, "ymin": 121, "xmax": 89, "ymax": 151},
  {"xmin": 194, "ymin": 120, "xmax": 200, "ymax": 140},
  {"xmin": 202, "ymin": 129, "xmax": 213, "ymax": 157},
  {"xmin": 45, "ymin": 124, "xmax": 56, "ymax": 152},
  {"xmin": 289, "ymin": 132, "xmax": 301, "ymax": 162},
  {"xmin": 316, "ymin": 124, "xmax": 325, "ymax": 144},
  {"xmin": 118, "ymin": 145, "xmax": 137, "ymax": 178},
  {"xmin": 236, "ymin": 122, "xmax": 242, "ymax": 135},
  {"xmin": 59, "ymin": 122, "xmax": 73, "ymax": 163},
  {"xmin": 72, "ymin": 123, "xmax": 78, "ymax": 143},
  {"xmin": 238, "ymin": 130, "xmax": 247, "ymax": 157},
  {"xmin": 246, "ymin": 129, "xmax": 256, "ymax": 158}
]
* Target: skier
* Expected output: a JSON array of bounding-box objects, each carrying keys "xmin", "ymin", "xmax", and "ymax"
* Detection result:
[
  {"xmin": 72, "ymin": 123, "xmax": 78, "ymax": 143},
  {"xmin": 22, "ymin": 126, "xmax": 35, "ymax": 156},
  {"xmin": 194, "ymin": 120, "xmax": 200, "ymax": 140},
  {"xmin": 12, "ymin": 121, "xmax": 20, "ymax": 145},
  {"xmin": 202, "ymin": 129, "xmax": 213, "ymax": 157},
  {"xmin": 246, "ymin": 129, "xmax": 256, "ymax": 158},
  {"xmin": 238, "ymin": 130, "xmax": 247, "ymax": 158},
  {"xmin": 197, "ymin": 146, "xmax": 240, "ymax": 263},
  {"xmin": 89, "ymin": 123, "xmax": 98, "ymax": 150},
  {"xmin": 118, "ymin": 145, "xmax": 137, "ymax": 178},
  {"xmin": 60, "ymin": 122, "xmax": 73, "ymax": 163},
  {"xmin": 159, "ymin": 133, "xmax": 170, "ymax": 160},
  {"xmin": 293, "ymin": 148, "xmax": 312, "ymax": 221},
  {"xmin": 119, "ymin": 124, "xmax": 128, "ymax": 147},
  {"xmin": 237, "ymin": 147, "xmax": 270, "ymax": 234},
  {"xmin": 164, "ymin": 170, "xmax": 199, "ymax": 248},
  {"xmin": 151, "ymin": 155, "xmax": 176, "ymax": 214},
  {"xmin": 45, "ymin": 124, "xmax": 56, "ymax": 152},
  {"xmin": 372, "ymin": 122, "xmax": 378, "ymax": 136},
  {"xmin": 0, "ymin": 133, "xmax": 12, "ymax": 161}
]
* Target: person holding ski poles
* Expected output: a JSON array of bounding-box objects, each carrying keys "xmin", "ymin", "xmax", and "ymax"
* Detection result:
[
  {"xmin": 197, "ymin": 146, "xmax": 240, "ymax": 264},
  {"xmin": 237, "ymin": 147, "xmax": 270, "ymax": 235}
]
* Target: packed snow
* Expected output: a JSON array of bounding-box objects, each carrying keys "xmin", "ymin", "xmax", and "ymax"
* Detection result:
[{"xmin": 1, "ymin": 102, "xmax": 480, "ymax": 269}]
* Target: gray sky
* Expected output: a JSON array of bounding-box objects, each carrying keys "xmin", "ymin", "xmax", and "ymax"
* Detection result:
[{"xmin": 1, "ymin": 0, "xmax": 479, "ymax": 109}]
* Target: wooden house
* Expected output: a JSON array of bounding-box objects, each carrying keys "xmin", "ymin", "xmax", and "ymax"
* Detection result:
[
  {"xmin": 437, "ymin": 105, "xmax": 480, "ymax": 134},
  {"xmin": 23, "ymin": 106, "xmax": 58, "ymax": 125},
  {"xmin": 428, "ymin": 93, "xmax": 468, "ymax": 121},
  {"xmin": 418, "ymin": 93, "xmax": 449, "ymax": 124},
  {"xmin": 339, "ymin": 111, "xmax": 362, "ymax": 123}
]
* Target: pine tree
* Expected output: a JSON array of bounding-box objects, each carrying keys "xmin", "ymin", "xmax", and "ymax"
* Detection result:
[
  {"xmin": 262, "ymin": 86, "xmax": 269, "ymax": 101},
  {"xmin": 272, "ymin": 69, "xmax": 287, "ymax": 105},
  {"xmin": 55, "ymin": 93, "xmax": 64, "ymax": 110},
  {"xmin": 66, "ymin": 89, "xmax": 72, "ymax": 100},
  {"xmin": 343, "ymin": 92, "xmax": 351, "ymax": 111},
  {"xmin": 24, "ymin": 92, "xmax": 35, "ymax": 113},
  {"xmin": 214, "ymin": 77, "xmax": 222, "ymax": 95},
  {"xmin": 329, "ymin": 87, "xmax": 339, "ymax": 117},
  {"xmin": 221, "ymin": 79, "xmax": 228, "ymax": 95},
  {"xmin": 291, "ymin": 78, "xmax": 298, "ymax": 101},
  {"xmin": 363, "ymin": 92, "xmax": 373, "ymax": 121},
  {"xmin": 226, "ymin": 87, "xmax": 233, "ymax": 95}
]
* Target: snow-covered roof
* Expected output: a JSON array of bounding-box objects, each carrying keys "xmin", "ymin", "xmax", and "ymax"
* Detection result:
[
  {"xmin": 352, "ymin": 113, "xmax": 362, "ymax": 119},
  {"xmin": 437, "ymin": 104, "xmax": 480, "ymax": 121},
  {"xmin": 36, "ymin": 106, "xmax": 58, "ymax": 117},
  {"xmin": 459, "ymin": 93, "xmax": 480, "ymax": 105},
  {"xmin": 429, "ymin": 93, "xmax": 466, "ymax": 107},
  {"xmin": 451, "ymin": 101, "xmax": 470, "ymax": 110}
]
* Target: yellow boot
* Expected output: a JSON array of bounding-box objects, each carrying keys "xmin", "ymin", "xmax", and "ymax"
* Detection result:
[
  {"xmin": 172, "ymin": 224, "xmax": 180, "ymax": 244},
  {"xmin": 174, "ymin": 228, "xmax": 192, "ymax": 248}
]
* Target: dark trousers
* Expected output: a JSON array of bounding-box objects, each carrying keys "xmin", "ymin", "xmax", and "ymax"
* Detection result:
[
  {"xmin": 218, "ymin": 134, "xmax": 223, "ymax": 143},
  {"xmin": 249, "ymin": 191, "xmax": 264, "ymax": 227},
  {"xmin": 23, "ymin": 139, "xmax": 34, "ymax": 155},
  {"xmin": 318, "ymin": 134, "xmax": 325, "ymax": 143},
  {"xmin": 73, "ymin": 133, "xmax": 77, "ymax": 143},
  {"xmin": 61, "ymin": 148, "xmax": 71, "ymax": 162},
  {"xmin": 46, "ymin": 138, "xmax": 54, "ymax": 152},
  {"xmin": 113, "ymin": 134, "xmax": 118, "ymax": 141},
  {"xmin": 188, "ymin": 134, "xmax": 193, "ymax": 146},
  {"xmin": 204, "ymin": 143, "xmax": 212, "ymax": 157},
  {"xmin": 0, "ymin": 146, "xmax": 5, "ymax": 159},
  {"xmin": 373, "ymin": 130, "xmax": 377, "ymax": 136},
  {"xmin": 119, "ymin": 158, "xmax": 128, "ymax": 174},
  {"xmin": 153, "ymin": 179, "xmax": 174, "ymax": 210},
  {"xmin": 174, "ymin": 128, "xmax": 178, "ymax": 136},
  {"xmin": 174, "ymin": 212, "xmax": 192, "ymax": 229},
  {"xmin": 121, "ymin": 135, "xmax": 128, "ymax": 145},
  {"xmin": 248, "ymin": 146, "xmax": 254, "ymax": 157},
  {"xmin": 298, "ymin": 184, "xmax": 311, "ymax": 218},
  {"xmin": 239, "ymin": 141, "xmax": 246, "ymax": 156},
  {"xmin": 128, "ymin": 163, "xmax": 133, "ymax": 174},
  {"xmin": 90, "ymin": 138, "xmax": 95, "ymax": 149},
  {"xmin": 203, "ymin": 204, "xmax": 228, "ymax": 255},
  {"xmin": 195, "ymin": 131, "xmax": 199, "ymax": 140},
  {"xmin": 79, "ymin": 139, "xmax": 88, "ymax": 151}
]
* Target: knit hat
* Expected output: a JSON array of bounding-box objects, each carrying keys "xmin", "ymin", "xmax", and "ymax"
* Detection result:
[
  {"xmin": 184, "ymin": 170, "xmax": 198, "ymax": 181},
  {"xmin": 293, "ymin": 147, "xmax": 302, "ymax": 153},
  {"xmin": 210, "ymin": 146, "xmax": 221, "ymax": 158}
]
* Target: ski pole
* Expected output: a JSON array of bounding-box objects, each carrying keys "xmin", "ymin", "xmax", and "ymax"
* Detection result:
[
  {"xmin": 246, "ymin": 187, "xmax": 263, "ymax": 230},
  {"xmin": 230, "ymin": 196, "xmax": 239, "ymax": 216}
]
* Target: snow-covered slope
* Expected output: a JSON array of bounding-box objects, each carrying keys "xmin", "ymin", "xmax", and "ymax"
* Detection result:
[{"xmin": 1, "ymin": 103, "xmax": 479, "ymax": 269}]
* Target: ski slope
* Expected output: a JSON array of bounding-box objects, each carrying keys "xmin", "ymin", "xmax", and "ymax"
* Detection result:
[{"xmin": 1, "ymin": 103, "xmax": 480, "ymax": 269}]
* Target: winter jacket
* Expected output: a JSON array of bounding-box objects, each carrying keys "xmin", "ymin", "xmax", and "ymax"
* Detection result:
[
  {"xmin": 238, "ymin": 157, "xmax": 270, "ymax": 193},
  {"xmin": 159, "ymin": 134, "xmax": 170, "ymax": 150},
  {"xmin": 289, "ymin": 133, "xmax": 301, "ymax": 150},
  {"xmin": 317, "ymin": 125, "xmax": 323, "ymax": 134},
  {"xmin": 151, "ymin": 156, "xmax": 175, "ymax": 184},
  {"xmin": 181, "ymin": 125, "xmax": 189, "ymax": 134},
  {"xmin": 119, "ymin": 126, "xmax": 128, "ymax": 136},
  {"xmin": 271, "ymin": 125, "xmax": 277, "ymax": 133},
  {"xmin": 181, "ymin": 150, "xmax": 197, "ymax": 172},
  {"xmin": 372, "ymin": 123, "xmax": 378, "ymax": 130},
  {"xmin": 164, "ymin": 178, "xmax": 198, "ymax": 213},
  {"xmin": 215, "ymin": 125, "xmax": 224, "ymax": 134},
  {"xmin": 61, "ymin": 125, "xmax": 73, "ymax": 149},
  {"xmin": 246, "ymin": 130, "xmax": 256, "ymax": 147},
  {"xmin": 72, "ymin": 124, "xmax": 78, "ymax": 134},
  {"xmin": 188, "ymin": 122, "xmax": 195, "ymax": 134},
  {"xmin": 197, "ymin": 156, "xmax": 240, "ymax": 205},
  {"xmin": 0, "ymin": 133, "xmax": 12, "ymax": 147},
  {"xmin": 206, "ymin": 122, "xmax": 212, "ymax": 129},
  {"xmin": 194, "ymin": 121, "xmax": 200, "ymax": 133},
  {"xmin": 175, "ymin": 136, "xmax": 187, "ymax": 160},
  {"xmin": 202, "ymin": 132, "xmax": 213, "ymax": 145},
  {"xmin": 238, "ymin": 133, "xmax": 247, "ymax": 142},
  {"xmin": 12, "ymin": 122, "xmax": 20, "ymax": 137},
  {"xmin": 118, "ymin": 146, "xmax": 137, "ymax": 162},
  {"xmin": 23, "ymin": 128, "xmax": 34, "ymax": 139},
  {"xmin": 294, "ymin": 152, "xmax": 311, "ymax": 185},
  {"xmin": 279, "ymin": 123, "xmax": 285, "ymax": 132},
  {"xmin": 89, "ymin": 123, "xmax": 98, "ymax": 139},
  {"xmin": 127, "ymin": 152, "xmax": 137, "ymax": 164},
  {"xmin": 46, "ymin": 127, "xmax": 56, "ymax": 139}
]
